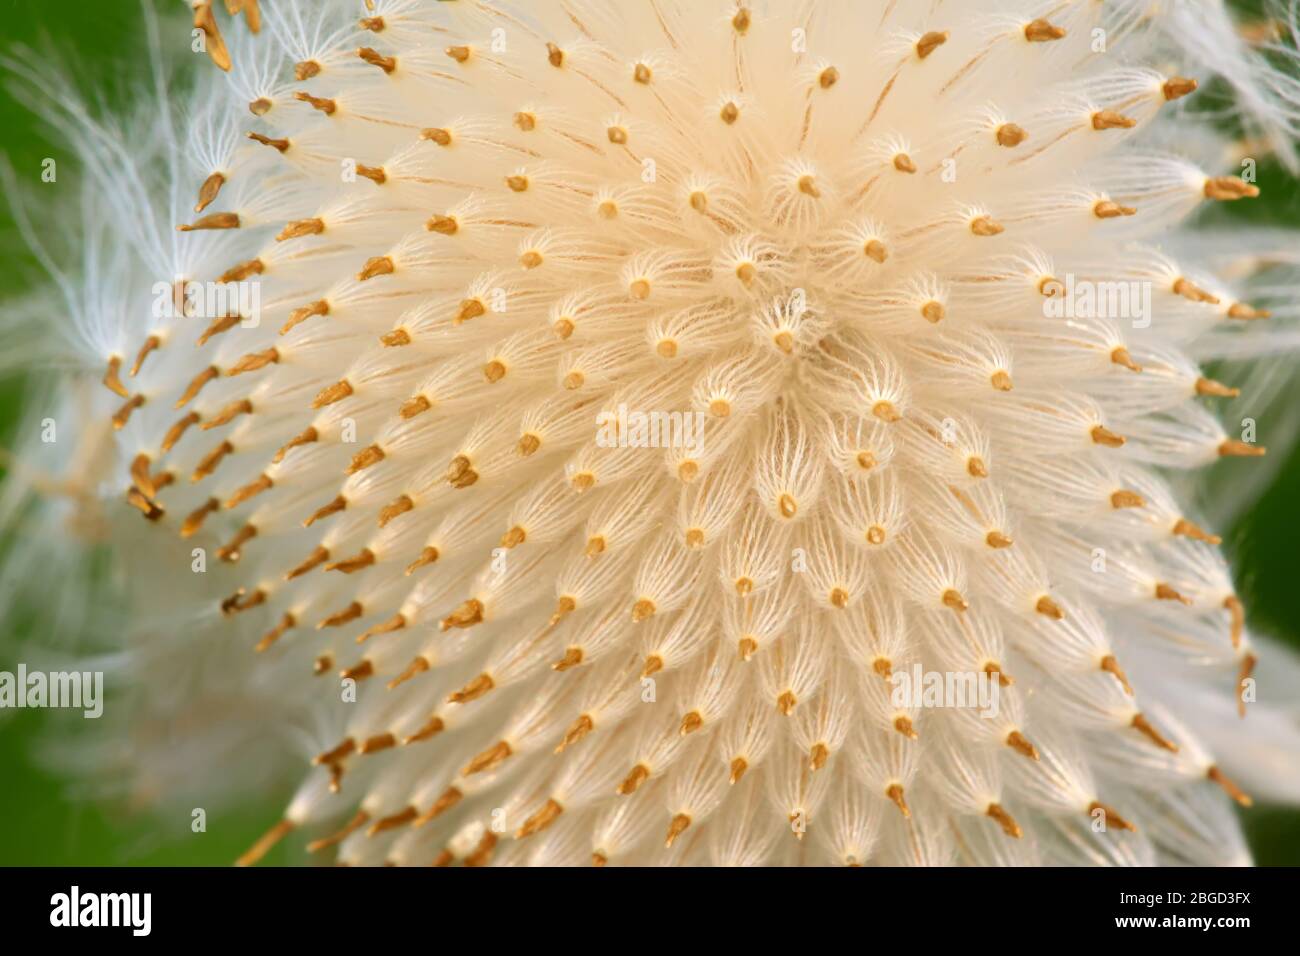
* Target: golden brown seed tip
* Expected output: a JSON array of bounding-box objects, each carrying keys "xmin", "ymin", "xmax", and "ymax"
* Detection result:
[
  {"xmin": 1131, "ymin": 712, "xmax": 1179, "ymax": 752},
  {"xmin": 516, "ymin": 799, "xmax": 564, "ymax": 840},
  {"xmin": 462, "ymin": 740, "xmax": 511, "ymax": 776},
  {"xmin": 916, "ymin": 31, "xmax": 948, "ymax": 59},
  {"xmin": 276, "ymin": 217, "xmax": 325, "ymax": 242},
  {"xmin": 179, "ymin": 497, "xmax": 219, "ymax": 538},
  {"xmin": 440, "ymin": 598, "xmax": 484, "ymax": 631},
  {"xmin": 1100, "ymin": 655, "xmax": 1134, "ymax": 695},
  {"xmin": 1207, "ymin": 766, "xmax": 1253, "ymax": 807},
  {"xmin": 190, "ymin": 439, "xmax": 233, "ymax": 483},
  {"xmin": 1110, "ymin": 489, "xmax": 1145, "ymax": 509},
  {"xmin": 1219, "ymin": 439, "xmax": 1266, "ymax": 457},
  {"xmin": 192, "ymin": 2, "xmax": 232, "ymax": 72},
  {"xmin": 195, "ymin": 172, "xmax": 226, "ymax": 214},
  {"xmin": 1111, "ymin": 347, "xmax": 1143, "ymax": 372},
  {"xmin": 247, "ymin": 131, "xmax": 289, "ymax": 153},
  {"xmin": 294, "ymin": 91, "xmax": 337, "ymax": 115},
  {"xmin": 1227, "ymin": 302, "xmax": 1270, "ymax": 320},
  {"xmin": 1154, "ymin": 582, "xmax": 1192, "ymax": 605},
  {"xmin": 281, "ymin": 299, "xmax": 329, "ymax": 335},
  {"xmin": 941, "ymin": 588, "xmax": 968, "ymax": 613},
  {"xmin": 1024, "ymin": 19, "xmax": 1066, "ymax": 41},
  {"xmin": 1006, "ymin": 730, "xmax": 1039, "ymax": 760},
  {"xmin": 235, "ymin": 819, "xmax": 293, "ymax": 868},
  {"xmin": 996, "ymin": 123, "xmax": 1028, "ymax": 147},
  {"xmin": 273, "ymin": 425, "xmax": 317, "ymax": 464},
  {"xmin": 1204, "ymin": 176, "xmax": 1259, "ymax": 200},
  {"xmin": 1087, "ymin": 801, "xmax": 1135, "ymax": 832},
  {"xmin": 319, "ymin": 601, "xmax": 363, "ymax": 630},
  {"xmin": 1171, "ymin": 518, "xmax": 1221, "ymax": 545},
  {"xmin": 449, "ymin": 672, "xmax": 495, "ymax": 704},
  {"xmin": 1091, "ymin": 424, "xmax": 1126, "ymax": 447},
  {"xmin": 986, "ymin": 803, "xmax": 1022, "ymax": 838},
  {"xmin": 312, "ymin": 379, "xmax": 353, "ymax": 409},
  {"xmin": 1034, "ymin": 598, "xmax": 1066, "ymax": 621},
  {"xmin": 893, "ymin": 153, "xmax": 917, "ymax": 173},
  {"xmin": 226, "ymin": 347, "xmax": 279, "ymax": 376},
  {"xmin": 404, "ymin": 546, "xmax": 439, "ymax": 576},
  {"xmin": 886, "ymin": 783, "xmax": 910, "ymax": 817},
  {"xmin": 304, "ymin": 494, "xmax": 347, "ymax": 527},
  {"xmin": 357, "ymin": 256, "xmax": 394, "ymax": 281},
  {"xmin": 325, "ymin": 548, "xmax": 375, "ymax": 574},
  {"xmin": 359, "ymin": 47, "xmax": 397, "ymax": 73},
  {"xmin": 177, "ymin": 212, "xmax": 239, "ymax": 232},
  {"xmin": 1094, "ymin": 200, "xmax": 1136, "ymax": 218},
  {"xmin": 1092, "ymin": 110, "xmax": 1136, "ymax": 131},
  {"xmin": 1162, "ymin": 76, "xmax": 1198, "ymax": 100},
  {"xmin": 1195, "ymin": 377, "xmax": 1239, "ymax": 398},
  {"xmin": 286, "ymin": 546, "xmax": 329, "ymax": 581}
]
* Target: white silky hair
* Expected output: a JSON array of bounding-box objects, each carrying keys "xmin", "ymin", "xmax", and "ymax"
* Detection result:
[{"xmin": 1, "ymin": 0, "xmax": 1299, "ymax": 866}]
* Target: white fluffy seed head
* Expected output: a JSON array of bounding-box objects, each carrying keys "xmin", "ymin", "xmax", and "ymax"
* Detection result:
[{"xmin": 5, "ymin": 0, "xmax": 1300, "ymax": 866}]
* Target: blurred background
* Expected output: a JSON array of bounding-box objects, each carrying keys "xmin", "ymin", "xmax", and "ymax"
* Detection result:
[{"xmin": 0, "ymin": 1, "xmax": 1297, "ymax": 865}]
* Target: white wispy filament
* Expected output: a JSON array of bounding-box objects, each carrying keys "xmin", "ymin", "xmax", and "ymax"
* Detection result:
[{"xmin": 5, "ymin": 0, "xmax": 1300, "ymax": 866}]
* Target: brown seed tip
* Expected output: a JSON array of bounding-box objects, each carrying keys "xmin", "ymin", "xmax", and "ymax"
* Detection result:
[
  {"xmin": 996, "ymin": 123, "xmax": 1028, "ymax": 147},
  {"xmin": 1162, "ymin": 76, "xmax": 1198, "ymax": 101},
  {"xmin": 247, "ymin": 131, "xmax": 290, "ymax": 153},
  {"xmin": 1092, "ymin": 110, "xmax": 1136, "ymax": 131},
  {"xmin": 1088, "ymin": 800, "xmax": 1136, "ymax": 832},
  {"xmin": 1091, "ymin": 424, "xmax": 1126, "ymax": 447},
  {"xmin": 294, "ymin": 91, "xmax": 337, "ymax": 115},
  {"xmin": 235, "ymin": 819, "xmax": 293, "ymax": 867},
  {"xmin": 195, "ymin": 172, "xmax": 226, "ymax": 213},
  {"xmin": 986, "ymin": 802, "xmax": 1022, "ymax": 838},
  {"xmin": 1006, "ymin": 730, "xmax": 1039, "ymax": 760},
  {"xmin": 893, "ymin": 153, "xmax": 917, "ymax": 173},
  {"xmin": 886, "ymin": 783, "xmax": 910, "ymax": 817},
  {"xmin": 1204, "ymin": 176, "xmax": 1259, "ymax": 200},
  {"xmin": 916, "ymin": 31, "xmax": 948, "ymax": 59},
  {"xmin": 1110, "ymin": 489, "xmax": 1145, "ymax": 509},
  {"xmin": 1171, "ymin": 518, "xmax": 1221, "ymax": 545},
  {"xmin": 1094, "ymin": 199, "xmax": 1136, "ymax": 218},
  {"xmin": 1024, "ymin": 19, "xmax": 1066, "ymax": 41},
  {"xmin": 177, "ymin": 212, "xmax": 240, "ymax": 232},
  {"xmin": 1227, "ymin": 302, "xmax": 1270, "ymax": 321},
  {"xmin": 1219, "ymin": 439, "xmax": 1265, "ymax": 457},
  {"xmin": 941, "ymin": 588, "xmax": 968, "ymax": 612},
  {"xmin": 357, "ymin": 255, "xmax": 394, "ymax": 281},
  {"xmin": 1195, "ymin": 377, "xmax": 1239, "ymax": 398},
  {"xmin": 1207, "ymin": 766, "xmax": 1253, "ymax": 807},
  {"xmin": 1100, "ymin": 655, "xmax": 1134, "ymax": 695},
  {"xmin": 1131, "ymin": 712, "xmax": 1180, "ymax": 752},
  {"xmin": 312, "ymin": 379, "xmax": 353, "ymax": 409},
  {"xmin": 359, "ymin": 47, "xmax": 397, "ymax": 73}
]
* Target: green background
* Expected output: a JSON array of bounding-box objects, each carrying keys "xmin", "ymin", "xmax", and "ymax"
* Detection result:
[{"xmin": 0, "ymin": 1, "xmax": 1297, "ymax": 866}]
